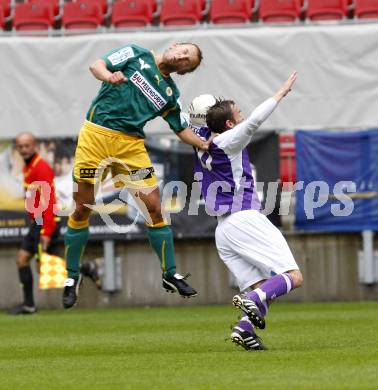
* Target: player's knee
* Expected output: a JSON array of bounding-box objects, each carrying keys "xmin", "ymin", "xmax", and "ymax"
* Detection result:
[
  {"xmin": 289, "ymin": 269, "xmax": 303, "ymax": 288},
  {"xmin": 16, "ymin": 252, "xmax": 30, "ymax": 268},
  {"xmin": 146, "ymin": 202, "xmax": 162, "ymax": 220},
  {"xmin": 73, "ymin": 203, "xmax": 92, "ymax": 220}
]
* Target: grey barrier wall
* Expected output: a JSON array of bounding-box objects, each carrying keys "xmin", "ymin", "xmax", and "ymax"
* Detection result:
[
  {"xmin": 0, "ymin": 233, "xmax": 377, "ymax": 310},
  {"xmin": 1, "ymin": 24, "xmax": 378, "ymax": 139}
]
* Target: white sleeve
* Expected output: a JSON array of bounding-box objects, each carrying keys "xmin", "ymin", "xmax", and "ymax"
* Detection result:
[{"xmin": 213, "ymin": 97, "xmax": 278, "ymax": 156}]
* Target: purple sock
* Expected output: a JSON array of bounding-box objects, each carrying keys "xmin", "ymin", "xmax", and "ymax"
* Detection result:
[
  {"xmin": 246, "ymin": 273, "xmax": 294, "ymax": 317},
  {"xmin": 237, "ymin": 316, "xmax": 253, "ymax": 333}
]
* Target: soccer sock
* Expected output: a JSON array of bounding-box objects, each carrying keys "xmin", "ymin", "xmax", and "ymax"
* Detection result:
[
  {"xmin": 237, "ymin": 316, "xmax": 254, "ymax": 333},
  {"xmin": 146, "ymin": 223, "xmax": 176, "ymax": 278},
  {"xmin": 246, "ymin": 273, "xmax": 294, "ymax": 317},
  {"xmin": 19, "ymin": 266, "xmax": 34, "ymax": 307},
  {"xmin": 64, "ymin": 217, "xmax": 89, "ymax": 279}
]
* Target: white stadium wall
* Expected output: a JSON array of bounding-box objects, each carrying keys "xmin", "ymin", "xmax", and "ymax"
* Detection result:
[{"xmin": 1, "ymin": 23, "xmax": 378, "ymax": 138}]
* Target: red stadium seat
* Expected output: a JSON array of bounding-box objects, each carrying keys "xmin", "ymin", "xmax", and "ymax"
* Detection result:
[
  {"xmin": 0, "ymin": 0, "xmax": 10, "ymax": 19},
  {"xmin": 355, "ymin": 0, "xmax": 378, "ymax": 19},
  {"xmin": 306, "ymin": 0, "xmax": 348, "ymax": 21},
  {"xmin": 259, "ymin": 0, "xmax": 301, "ymax": 23},
  {"xmin": 111, "ymin": 0, "xmax": 152, "ymax": 28},
  {"xmin": 210, "ymin": 0, "xmax": 251, "ymax": 24},
  {"xmin": 75, "ymin": 0, "xmax": 108, "ymax": 15},
  {"xmin": 0, "ymin": 6, "xmax": 4, "ymax": 29},
  {"xmin": 279, "ymin": 133, "xmax": 296, "ymax": 184},
  {"xmin": 62, "ymin": 0, "xmax": 103, "ymax": 29},
  {"xmin": 13, "ymin": 2, "xmax": 54, "ymax": 30},
  {"xmin": 160, "ymin": 0, "xmax": 202, "ymax": 26},
  {"xmin": 29, "ymin": 0, "xmax": 60, "ymax": 17},
  {"xmin": 148, "ymin": 0, "xmax": 157, "ymax": 12},
  {"xmin": 94, "ymin": 0, "xmax": 108, "ymax": 14}
]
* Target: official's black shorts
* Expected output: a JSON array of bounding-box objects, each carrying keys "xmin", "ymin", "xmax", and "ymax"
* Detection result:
[{"xmin": 21, "ymin": 220, "xmax": 61, "ymax": 256}]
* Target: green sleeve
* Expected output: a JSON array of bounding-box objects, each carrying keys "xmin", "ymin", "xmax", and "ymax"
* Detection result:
[
  {"xmin": 102, "ymin": 45, "xmax": 136, "ymax": 72},
  {"xmin": 163, "ymin": 101, "xmax": 189, "ymax": 133}
]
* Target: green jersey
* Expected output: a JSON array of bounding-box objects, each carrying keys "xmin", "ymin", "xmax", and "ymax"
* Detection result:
[{"xmin": 86, "ymin": 44, "xmax": 188, "ymax": 138}]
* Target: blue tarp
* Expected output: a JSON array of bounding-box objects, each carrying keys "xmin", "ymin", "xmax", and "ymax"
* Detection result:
[{"xmin": 295, "ymin": 129, "xmax": 378, "ymax": 232}]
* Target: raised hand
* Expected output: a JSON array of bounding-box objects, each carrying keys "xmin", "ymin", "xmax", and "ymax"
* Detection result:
[{"xmin": 274, "ymin": 71, "xmax": 297, "ymax": 101}]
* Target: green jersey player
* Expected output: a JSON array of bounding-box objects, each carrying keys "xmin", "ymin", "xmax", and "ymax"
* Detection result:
[{"xmin": 63, "ymin": 42, "xmax": 208, "ymax": 309}]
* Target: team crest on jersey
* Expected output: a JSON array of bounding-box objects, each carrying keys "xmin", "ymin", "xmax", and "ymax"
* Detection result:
[
  {"xmin": 166, "ymin": 87, "xmax": 173, "ymax": 96},
  {"xmin": 107, "ymin": 47, "xmax": 134, "ymax": 66},
  {"xmin": 139, "ymin": 58, "xmax": 151, "ymax": 70},
  {"xmin": 130, "ymin": 71, "xmax": 167, "ymax": 110}
]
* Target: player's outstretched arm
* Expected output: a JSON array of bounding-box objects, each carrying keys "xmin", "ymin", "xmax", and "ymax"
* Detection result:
[
  {"xmin": 177, "ymin": 127, "xmax": 209, "ymax": 151},
  {"xmin": 245, "ymin": 71, "xmax": 297, "ymax": 131},
  {"xmin": 215, "ymin": 71, "xmax": 297, "ymax": 155},
  {"xmin": 89, "ymin": 59, "xmax": 127, "ymax": 85}
]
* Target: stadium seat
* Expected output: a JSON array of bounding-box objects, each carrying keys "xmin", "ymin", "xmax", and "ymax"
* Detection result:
[
  {"xmin": 29, "ymin": 0, "xmax": 60, "ymax": 18},
  {"xmin": 210, "ymin": 0, "xmax": 251, "ymax": 24},
  {"xmin": 306, "ymin": 0, "xmax": 349, "ymax": 21},
  {"xmin": 111, "ymin": 0, "xmax": 153, "ymax": 28},
  {"xmin": 62, "ymin": 0, "xmax": 103, "ymax": 29},
  {"xmin": 160, "ymin": 0, "xmax": 202, "ymax": 26},
  {"xmin": 279, "ymin": 133, "xmax": 296, "ymax": 184},
  {"xmin": 0, "ymin": 6, "xmax": 4, "ymax": 29},
  {"xmin": 13, "ymin": 2, "xmax": 54, "ymax": 31},
  {"xmin": 83, "ymin": 0, "xmax": 108, "ymax": 14},
  {"xmin": 354, "ymin": 0, "xmax": 378, "ymax": 19},
  {"xmin": 0, "ymin": 0, "xmax": 10, "ymax": 19},
  {"xmin": 259, "ymin": 0, "xmax": 301, "ymax": 23}
]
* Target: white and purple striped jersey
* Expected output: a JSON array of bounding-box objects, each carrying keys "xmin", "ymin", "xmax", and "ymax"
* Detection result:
[{"xmin": 192, "ymin": 97, "xmax": 278, "ymax": 217}]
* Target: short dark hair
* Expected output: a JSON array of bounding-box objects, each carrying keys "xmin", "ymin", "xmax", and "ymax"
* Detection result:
[
  {"xmin": 179, "ymin": 42, "xmax": 203, "ymax": 73},
  {"xmin": 206, "ymin": 99, "xmax": 235, "ymax": 133}
]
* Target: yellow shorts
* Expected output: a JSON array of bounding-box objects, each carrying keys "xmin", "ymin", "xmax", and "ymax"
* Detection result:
[{"xmin": 73, "ymin": 121, "xmax": 158, "ymax": 189}]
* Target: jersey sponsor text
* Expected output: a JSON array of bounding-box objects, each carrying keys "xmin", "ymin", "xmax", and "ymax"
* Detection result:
[{"xmin": 130, "ymin": 71, "xmax": 167, "ymax": 110}]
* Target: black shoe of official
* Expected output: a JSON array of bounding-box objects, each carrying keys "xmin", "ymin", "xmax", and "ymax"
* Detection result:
[
  {"xmin": 63, "ymin": 275, "xmax": 83, "ymax": 309},
  {"xmin": 231, "ymin": 326, "xmax": 267, "ymax": 351},
  {"xmin": 162, "ymin": 273, "xmax": 197, "ymax": 298},
  {"xmin": 7, "ymin": 304, "xmax": 37, "ymax": 315},
  {"xmin": 80, "ymin": 261, "xmax": 102, "ymax": 289}
]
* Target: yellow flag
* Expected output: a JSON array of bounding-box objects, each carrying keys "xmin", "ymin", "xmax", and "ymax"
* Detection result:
[{"xmin": 39, "ymin": 253, "xmax": 67, "ymax": 289}]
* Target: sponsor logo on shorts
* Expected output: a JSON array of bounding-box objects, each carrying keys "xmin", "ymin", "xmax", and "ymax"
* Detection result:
[
  {"xmin": 107, "ymin": 47, "xmax": 134, "ymax": 66},
  {"xmin": 80, "ymin": 168, "xmax": 100, "ymax": 178},
  {"xmin": 129, "ymin": 167, "xmax": 155, "ymax": 181},
  {"xmin": 130, "ymin": 71, "xmax": 167, "ymax": 110}
]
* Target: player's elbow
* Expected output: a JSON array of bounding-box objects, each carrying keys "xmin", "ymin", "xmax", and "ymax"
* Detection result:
[
  {"xmin": 89, "ymin": 61, "xmax": 98, "ymax": 75},
  {"xmin": 89, "ymin": 59, "xmax": 104, "ymax": 75}
]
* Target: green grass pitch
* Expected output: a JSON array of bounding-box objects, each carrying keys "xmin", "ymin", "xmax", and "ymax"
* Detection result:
[{"xmin": 0, "ymin": 302, "xmax": 377, "ymax": 389}]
